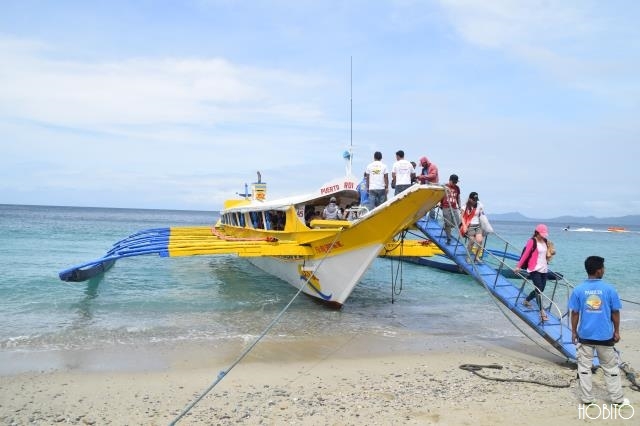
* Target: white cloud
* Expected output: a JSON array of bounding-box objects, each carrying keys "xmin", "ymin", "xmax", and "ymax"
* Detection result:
[
  {"xmin": 0, "ymin": 34, "xmax": 352, "ymax": 210},
  {"xmin": 0, "ymin": 38, "xmax": 326, "ymax": 132},
  {"xmin": 439, "ymin": 0, "xmax": 596, "ymax": 49},
  {"xmin": 438, "ymin": 0, "xmax": 640, "ymax": 101}
]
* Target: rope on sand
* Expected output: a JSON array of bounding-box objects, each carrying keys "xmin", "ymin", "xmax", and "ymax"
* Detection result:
[
  {"xmin": 459, "ymin": 363, "xmax": 572, "ymax": 388},
  {"xmin": 619, "ymin": 362, "xmax": 640, "ymax": 392},
  {"xmin": 616, "ymin": 348, "xmax": 640, "ymax": 392}
]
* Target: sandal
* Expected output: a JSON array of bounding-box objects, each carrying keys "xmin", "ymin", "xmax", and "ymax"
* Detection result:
[
  {"xmin": 540, "ymin": 312, "xmax": 549, "ymax": 322},
  {"xmin": 522, "ymin": 300, "xmax": 532, "ymax": 308}
]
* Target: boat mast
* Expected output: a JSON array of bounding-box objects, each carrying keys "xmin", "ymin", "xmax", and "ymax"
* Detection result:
[{"xmin": 346, "ymin": 56, "xmax": 354, "ymax": 176}]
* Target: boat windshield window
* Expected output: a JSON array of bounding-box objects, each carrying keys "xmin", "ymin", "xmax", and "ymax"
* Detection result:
[
  {"xmin": 267, "ymin": 210, "xmax": 286, "ymax": 231},
  {"xmin": 249, "ymin": 212, "xmax": 264, "ymax": 229}
]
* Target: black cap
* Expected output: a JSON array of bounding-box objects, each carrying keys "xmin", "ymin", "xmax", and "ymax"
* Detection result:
[
  {"xmin": 469, "ymin": 191, "xmax": 479, "ymax": 201},
  {"xmin": 449, "ymin": 174, "xmax": 459, "ymax": 183}
]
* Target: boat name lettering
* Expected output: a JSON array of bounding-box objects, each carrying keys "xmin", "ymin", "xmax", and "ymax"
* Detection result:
[
  {"xmin": 344, "ymin": 181, "xmax": 354, "ymax": 189},
  {"xmin": 315, "ymin": 241, "xmax": 343, "ymax": 253},
  {"xmin": 320, "ymin": 184, "xmax": 340, "ymax": 195}
]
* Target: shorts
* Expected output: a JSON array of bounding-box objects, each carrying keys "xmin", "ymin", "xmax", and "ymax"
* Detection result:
[
  {"xmin": 442, "ymin": 207, "xmax": 460, "ymax": 230},
  {"xmin": 465, "ymin": 224, "xmax": 482, "ymax": 238}
]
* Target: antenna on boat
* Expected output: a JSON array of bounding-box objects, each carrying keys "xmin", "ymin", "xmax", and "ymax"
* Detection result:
[{"xmin": 344, "ymin": 56, "xmax": 354, "ymax": 177}]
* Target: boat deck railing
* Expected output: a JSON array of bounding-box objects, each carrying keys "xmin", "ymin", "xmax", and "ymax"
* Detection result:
[{"xmin": 414, "ymin": 204, "xmax": 580, "ymax": 364}]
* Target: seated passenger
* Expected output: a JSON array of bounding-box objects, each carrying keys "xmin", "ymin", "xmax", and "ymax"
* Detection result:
[{"xmin": 322, "ymin": 197, "xmax": 342, "ymax": 220}]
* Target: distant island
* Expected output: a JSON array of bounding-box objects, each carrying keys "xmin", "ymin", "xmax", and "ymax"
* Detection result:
[{"xmin": 491, "ymin": 212, "xmax": 640, "ymax": 226}]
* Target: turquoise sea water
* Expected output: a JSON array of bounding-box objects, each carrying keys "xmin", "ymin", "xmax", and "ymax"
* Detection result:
[{"xmin": 1, "ymin": 204, "xmax": 639, "ymax": 370}]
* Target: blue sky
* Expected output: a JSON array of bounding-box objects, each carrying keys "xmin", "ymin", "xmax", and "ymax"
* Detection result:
[{"xmin": 1, "ymin": 0, "xmax": 638, "ymax": 218}]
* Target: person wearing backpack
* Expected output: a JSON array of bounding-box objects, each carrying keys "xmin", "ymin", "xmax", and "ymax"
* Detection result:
[
  {"xmin": 322, "ymin": 197, "xmax": 343, "ymax": 220},
  {"xmin": 516, "ymin": 224, "xmax": 554, "ymax": 321}
]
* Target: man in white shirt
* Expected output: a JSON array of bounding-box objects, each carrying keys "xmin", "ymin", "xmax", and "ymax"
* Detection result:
[
  {"xmin": 364, "ymin": 151, "xmax": 389, "ymax": 210},
  {"xmin": 391, "ymin": 150, "xmax": 415, "ymax": 195}
]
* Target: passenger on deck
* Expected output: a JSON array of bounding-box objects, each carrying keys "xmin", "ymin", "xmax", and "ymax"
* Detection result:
[
  {"xmin": 441, "ymin": 174, "xmax": 461, "ymax": 245},
  {"xmin": 459, "ymin": 192, "xmax": 485, "ymax": 263},
  {"xmin": 416, "ymin": 155, "xmax": 440, "ymax": 219},
  {"xmin": 322, "ymin": 197, "xmax": 343, "ymax": 220},
  {"xmin": 305, "ymin": 206, "xmax": 322, "ymax": 226},
  {"xmin": 410, "ymin": 161, "xmax": 418, "ymax": 184},
  {"xmin": 364, "ymin": 151, "xmax": 389, "ymax": 210},
  {"xmin": 391, "ymin": 150, "xmax": 415, "ymax": 195},
  {"xmin": 356, "ymin": 178, "xmax": 369, "ymax": 209},
  {"xmin": 416, "ymin": 156, "xmax": 439, "ymax": 184}
]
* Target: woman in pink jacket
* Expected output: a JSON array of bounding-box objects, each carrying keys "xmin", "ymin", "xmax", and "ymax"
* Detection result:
[{"xmin": 516, "ymin": 224, "xmax": 553, "ymax": 321}]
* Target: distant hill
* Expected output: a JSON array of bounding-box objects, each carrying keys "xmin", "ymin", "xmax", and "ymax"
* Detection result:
[{"xmin": 491, "ymin": 212, "xmax": 640, "ymax": 226}]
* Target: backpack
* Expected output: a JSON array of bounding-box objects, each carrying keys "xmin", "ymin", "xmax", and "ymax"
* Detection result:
[
  {"xmin": 323, "ymin": 203, "xmax": 339, "ymax": 220},
  {"xmin": 519, "ymin": 238, "xmax": 537, "ymax": 268}
]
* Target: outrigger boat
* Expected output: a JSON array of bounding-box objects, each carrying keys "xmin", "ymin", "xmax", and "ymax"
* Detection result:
[{"xmin": 60, "ymin": 161, "xmax": 444, "ymax": 308}]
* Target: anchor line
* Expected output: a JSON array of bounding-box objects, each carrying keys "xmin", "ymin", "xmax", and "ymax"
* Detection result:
[
  {"xmin": 459, "ymin": 363, "xmax": 572, "ymax": 388},
  {"xmin": 615, "ymin": 348, "xmax": 640, "ymax": 392},
  {"xmin": 169, "ymin": 228, "xmax": 346, "ymax": 425},
  {"xmin": 388, "ymin": 230, "xmax": 409, "ymax": 303}
]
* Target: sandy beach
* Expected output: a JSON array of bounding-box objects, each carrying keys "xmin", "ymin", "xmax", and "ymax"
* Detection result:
[{"xmin": 1, "ymin": 327, "xmax": 639, "ymax": 426}]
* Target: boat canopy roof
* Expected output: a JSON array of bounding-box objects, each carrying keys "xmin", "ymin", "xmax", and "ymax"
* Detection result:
[{"xmin": 224, "ymin": 175, "xmax": 360, "ymax": 213}]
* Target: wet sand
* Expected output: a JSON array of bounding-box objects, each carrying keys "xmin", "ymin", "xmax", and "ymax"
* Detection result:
[{"xmin": 1, "ymin": 329, "xmax": 639, "ymax": 425}]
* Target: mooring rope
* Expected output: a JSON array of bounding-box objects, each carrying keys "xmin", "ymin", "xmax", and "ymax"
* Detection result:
[
  {"xmin": 169, "ymin": 228, "xmax": 346, "ymax": 425},
  {"xmin": 459, "ymin": 363, "xmax": 572, "ymax": 388},
  {"xmin": 620, "ymin": 362, "xmax": 640, "ymax": 392},
  {"xmin": 615, "ymin": 348, "xmax": 640, "ymax": 392},
  {"xmin": 385, "ymin": 230, "xmax": 408, "ymax": 303}
]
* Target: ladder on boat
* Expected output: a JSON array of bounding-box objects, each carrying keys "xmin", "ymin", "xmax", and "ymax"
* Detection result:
[{"xmin": 414, "ymin": 212, "xmax": 579, "ymax": 364}]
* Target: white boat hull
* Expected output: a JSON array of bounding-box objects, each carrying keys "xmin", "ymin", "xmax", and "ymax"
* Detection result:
[{"xmin": 247, "ymin": 244, "xmax": 382, "ymax": 307}]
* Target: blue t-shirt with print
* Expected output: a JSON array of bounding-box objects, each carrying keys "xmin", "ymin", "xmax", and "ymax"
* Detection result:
[{"xmin": 568, "ymin": 279, "xmax": 622, "ymax": 342}]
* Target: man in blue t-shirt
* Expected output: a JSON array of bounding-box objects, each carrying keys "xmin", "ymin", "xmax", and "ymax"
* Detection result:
[{"xmin": 568, "ymin": 256, "xmax": 627, "ymax": 405}]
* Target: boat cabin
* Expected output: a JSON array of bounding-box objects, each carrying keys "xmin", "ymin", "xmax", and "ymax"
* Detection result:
[{"xmin": 219, "ymin": 176, "xmax": 362, "ymax": 232}]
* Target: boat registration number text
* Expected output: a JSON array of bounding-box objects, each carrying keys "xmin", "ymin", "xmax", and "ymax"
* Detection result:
[{"xmin": 315, "ymin": 241, "xmax": 343, "ymax": 253}]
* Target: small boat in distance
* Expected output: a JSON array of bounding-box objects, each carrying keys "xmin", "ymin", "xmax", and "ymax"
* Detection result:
[
  {"xmin": 569, "ymin": 227, "xmax": 594, "ymax": 232},
  {"xmin": 607, "ymin": 226, "xmax": 629, "ymax": 233},
  {"xmin": 60, "ymin": 158, "xmax": 445, "ymax": 308}
]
